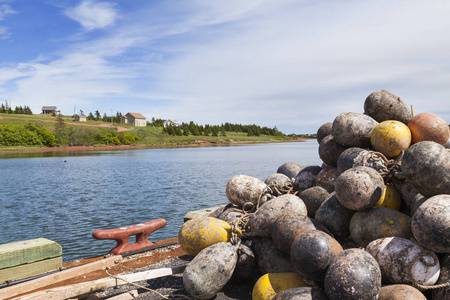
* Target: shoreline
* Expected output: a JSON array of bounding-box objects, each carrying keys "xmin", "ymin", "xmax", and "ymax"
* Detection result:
[{"xmin": 0, "ymin": 139, "xmax": 307, "ymax": 154}]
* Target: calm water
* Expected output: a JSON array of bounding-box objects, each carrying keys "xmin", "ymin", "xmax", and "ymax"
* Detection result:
[{"xmin": 0, "ymin": 141, "xmax": 321, "ymax": 262}]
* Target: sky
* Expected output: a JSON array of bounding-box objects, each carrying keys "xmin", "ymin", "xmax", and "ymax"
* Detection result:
[{"xmin": 1, "ymin": 0, "xmax": 450, "ymax": 134}]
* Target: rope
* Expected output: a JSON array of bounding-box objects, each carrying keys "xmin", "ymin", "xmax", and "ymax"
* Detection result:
[
  {"xmin": 105, "ymin": 267, "xmax": 196, "ymax": 300},
  {"xmin": 105, "ymin": 268, "xmax": 170, "ymax": 299},
  {"xmin": 267, "ymin": 180, "xmax": 295, "ymax": 196},
  {"xmin": 362, "ymin": 150, "xmax": 404, "ymax": 182},
  {"xmin": 412, "ymin": 281, "xmax": 449, "ymax": 291}
]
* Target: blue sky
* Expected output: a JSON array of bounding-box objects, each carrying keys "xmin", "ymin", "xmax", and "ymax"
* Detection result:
[{"xmin": 1, "ymin": 0, "xmax": 450, "ymax": 134}]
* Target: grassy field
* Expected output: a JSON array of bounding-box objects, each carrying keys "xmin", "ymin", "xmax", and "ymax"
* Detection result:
[{"xmin": 0, "ymin": 113, "xmax": 295, "ymax": 149}]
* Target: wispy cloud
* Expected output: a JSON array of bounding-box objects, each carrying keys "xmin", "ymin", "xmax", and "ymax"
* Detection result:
[
  {"xmin": 0, "ymin": 3, "xmax": 16, "ymax": 20},
  {"xmin": 64, "ymin": 0, "xmax": 118, "ymax": 31},
  {"xmin": 0, "ymin": 3, "xmax": 17, "ymax": 39}
]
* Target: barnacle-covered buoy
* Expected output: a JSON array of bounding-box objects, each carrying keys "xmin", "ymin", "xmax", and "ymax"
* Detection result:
[
  {"xmin": 324, "ymin": 248, "xmax": 381, "ymax": 300},
  {"xmin": 290, "ymin": 230, "xmax": 343, "ymax": 282},
  {"xmin": 335, "ymin": 166, "xmax": 384, "ymax": 211},
  {"xmin": 366, "ymin": 237, "xmax": 440, "ymax": 285},
  {"xmin": 412, "ymin": 194, "xmax": 450, "ymax": 253},
  {"xmin": 350, "ymin": 207, "xmax": 412, "ymax": 247}
]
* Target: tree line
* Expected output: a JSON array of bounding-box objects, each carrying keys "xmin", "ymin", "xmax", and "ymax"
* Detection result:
[
  {"xmin": 0, "ymin": 102, "xmax": 33, "ymax": 115},
  {"xmin": 148, "ymin": 119, "xmax": 284, "ymax": 137}
]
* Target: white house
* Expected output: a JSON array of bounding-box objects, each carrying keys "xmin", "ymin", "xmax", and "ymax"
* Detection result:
[
  {"xmin": 74, "ymin": 115, "xmax": 86, "ymax": 122},
  {"xmin": 121, "ymin": 112, "xmax": 147, "ymax": 127},
  {"xmin": 163, "ymin": 119, "xmax": 179, "ymax": 128}
]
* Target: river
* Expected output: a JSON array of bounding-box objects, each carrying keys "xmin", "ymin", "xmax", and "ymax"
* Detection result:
[{"xmin": 0, "ymin": 140, "xmax": 321, "ymax": 262}]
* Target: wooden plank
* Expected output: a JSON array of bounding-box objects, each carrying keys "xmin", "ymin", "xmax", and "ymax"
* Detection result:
[
  {"xmin": 183, "ymin": 206, "xmax": 222, "ymax": 222},
  {"xmin": 0, "ymin": 256, "xmax": 62, "ymax": 284},
  {"xmin": 0, "ymin": 255, "xmax": 121, "ymax": 300},
  {"xmin": 15, "ymin": 264, "xmax": 186, "ymax": 300},
  {"xmin": 0, "ymin": 238, "xmax": 62, "ymax": 269},
  {"xmin": 107, "ymin": 290, "xmax": 138, "ymax": 300}
]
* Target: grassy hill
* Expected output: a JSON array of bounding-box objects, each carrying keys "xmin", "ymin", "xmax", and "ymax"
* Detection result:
[{"xmin": 0, "ymin": 113, "xmax": 295, "ymax": 149}]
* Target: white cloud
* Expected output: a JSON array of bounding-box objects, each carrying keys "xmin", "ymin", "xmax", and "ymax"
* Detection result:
[
  {"xmin": 64, "ymin": 0, "xmax": 118, "ymax": 31},
  {"xmin": 0, "ymin": 3, "xmax": 17, "ymax": 39},
  {"xmin": 0, "ymin": 3, "xmax": 16, "ymax": 20}
]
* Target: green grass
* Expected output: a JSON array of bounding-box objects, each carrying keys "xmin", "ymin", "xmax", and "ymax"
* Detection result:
[{"xmin": 0, "ymin": 113, "xmax": 295, "ymax": 148}]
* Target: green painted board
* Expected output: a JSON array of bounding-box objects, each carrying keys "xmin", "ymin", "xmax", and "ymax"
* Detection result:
[
  {"xmin": 0, "ymin": 256, "xmax": 62, "ymax": 284},
  {"xmin": 183, "ymin": 206, "xmax": 223, "ymax": 222},
  {"xmin": 0, "ymin": 238, "xmax": 62, "ymax": 269}
]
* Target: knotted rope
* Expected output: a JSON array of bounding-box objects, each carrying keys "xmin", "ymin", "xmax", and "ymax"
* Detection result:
[
  {"xmin": 362, "ymin": 150, "xmax": 405, "ymax": 182},
  {"xmin": 266, "ymin": 180, "xmax": 296, "ymax": 196}
]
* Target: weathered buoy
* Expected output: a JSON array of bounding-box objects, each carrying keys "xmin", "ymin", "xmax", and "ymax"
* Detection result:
[
  {"xmin": 378, "ymin": 284, "xmax": 427, "ymax": 300},
  {"xmin": 324, "ymin": 248, "xmax": 382, "ymax": 300},
  {"xmin": 252, "ymin": 273, "xmax": 307, "ymax": 300},
  {"xmin": 370, "ymin": 120, "xmax": 411, "ymax": 158},
  {"xmin": 408, "ymin": 112, "xmax": 450, "ymax": 145},
  {"xmin": 217, "ymin": 206, "xmax": 245, "ymax": 224},
  {"xmin": 314, "ymin": 164, "xmax": 340, "ymax": 192},
  {"xmin": 183, "ymin": 241, "xmax": 239, "ymax": 299},
  {"xmin": 290, "ymin": 230, "xmax": 343, "ymax": 282},
  {"xmin": 332, "ymin": 112, "xmax": 379, "ymax": 148},
  {"xmin": 337, "ymin": 147, "xmax": 387, "ymax": 174},
  {"xmin": 272, "ymin": 287, "xmax": 328, "ymax": 300},
  {"xmin": 277, "ymin": 162, "xmax": 303, "ymax": 180},
  {"xmin": 248, "ymin": 194, "xmax": 307, "ymax": 238},
  {"xmin": 350, "ymin": 207, "xmax": 412, "ymax": 247},
  {"xmin": 315, "ymin": 192, "xmax": 355, "ymax": 242},
  {"xmin": 178, "ymin": 217, "xmax": 235, "ymax": 256},
  {"xmin": 401, "ymin": 141, "xmax": 450, "ymax": 197},
  {"xmin": 364, "ymin": 90, "xmax": 412, "ymax": 124},
  {"xmin": 265, "ymin": 173, "xmax": 291, "ymax": 186},
  {"xmin": 318, "ymin": 135, "xmax": 347, "ymax": 167},
  {"xmin": 293, "ymin": 165, "xmax": 322, "ymax": 191},
  {"xmin": 226, "ymin": 174, "xmax": 268, "ymax": 208},
  {"xmin": 366, "ymin": 237, "xmax": 440, "ymax": 286},
  {"xmin": 374, "ymin": 184, "xmax": 402, "ymax": 210},
  {"xmin": 272, "ymin": 213, "xmax": 317, "ymax": 254},
  {"xmin": 335, "ymin": 166, "xmax": 384, "ymax": 211},
  {"xmin": 412, "ymin": 194, "xmax": 450, "ymax": 253},
  {"xmin": 298, "ymin": 186, "xmax": 329, "ymax": 218},
  {"xmin": 316, "ymin": 122, "xmax": 332, "ymax": 144},
  {"xmin": 253, "ymin": 237, "xmax": 295, "ymax": 274}
]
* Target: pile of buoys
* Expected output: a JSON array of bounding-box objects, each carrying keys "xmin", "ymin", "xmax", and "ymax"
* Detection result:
[{"xmin": 178, "ymin": 89, "xmax": 450, "ymax": 299}]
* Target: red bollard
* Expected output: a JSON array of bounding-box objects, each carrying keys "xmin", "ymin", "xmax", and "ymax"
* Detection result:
[{"xmin": 92, "ymin": 218, "xmax": 167, "ymax": 255}]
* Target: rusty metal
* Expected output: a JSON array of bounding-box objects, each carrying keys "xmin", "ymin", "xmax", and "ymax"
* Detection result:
[{"xmin": 92, "ymin": 219, "xmax": 167, "ymax": 255}]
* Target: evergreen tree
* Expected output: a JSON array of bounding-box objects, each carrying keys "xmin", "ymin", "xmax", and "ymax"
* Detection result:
[
  {"xmin": 0, "ymin": 103, "xmax": 6, "ymax": 113},
  {"xmin": 174, "ymin": 126, "xmax": 183, "ymax": 136},
  {"xmin": 24, "ymin": 106, "xmax": 33, "ymax": 114}
]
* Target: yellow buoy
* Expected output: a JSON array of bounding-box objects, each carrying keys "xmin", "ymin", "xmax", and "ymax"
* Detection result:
[
  {"xmin": 370, "ymin": 120, "xmax": 411, "ymax": 158},
  {"xmin": 252, "ymin": 273, "xmax": 307, "ymax": 300},
  {"xmin": 178, "ymin": 217, "xmax": 239, "ymax": 256},
  {"xmin": 374, "ymin": 184, "xmax": 401, "ymax": 210}
]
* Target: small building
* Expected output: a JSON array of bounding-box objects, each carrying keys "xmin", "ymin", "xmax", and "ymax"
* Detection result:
[
  {"xmin": 74, "ymin": 115, "xmax": 87, "ymax": 122},
  {"xmin": 163, "ymin": 119, "xmax": 179, "ymax": 128},
  {"xmin": 121, "ymin": 112, "xmax": 146, "ymax": 127},
  {"xmin": 42, "ymin": 106, "xmax": 57, "ymax": 114}
]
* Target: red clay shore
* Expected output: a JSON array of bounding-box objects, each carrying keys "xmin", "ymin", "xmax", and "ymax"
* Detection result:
[{"xmin": 0, "ymin": 139, "xmax": 305, "ymax": 154}]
